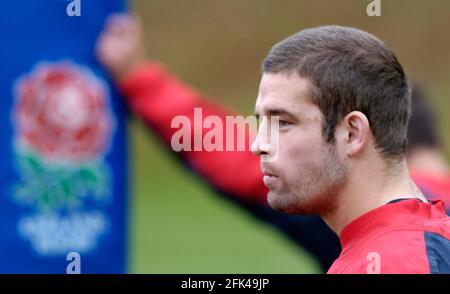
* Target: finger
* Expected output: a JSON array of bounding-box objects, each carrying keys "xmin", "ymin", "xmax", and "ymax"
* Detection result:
[{"xmin": 106, "ymin": 14, "xmax": 138, "ymax": 33}]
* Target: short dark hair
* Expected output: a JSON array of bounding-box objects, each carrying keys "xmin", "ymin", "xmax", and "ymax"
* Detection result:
[
  {"xmin": 407, "ymin": 83, "xmax": 439, "ymax": 151},
  {"xmin": 263, "ymin": 25, "xmax": 410, "ymax": 161}
]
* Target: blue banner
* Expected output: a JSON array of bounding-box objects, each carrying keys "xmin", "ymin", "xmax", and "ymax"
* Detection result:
[{"xmin": 0, "ymin": 0, "xmax": 129, "ymax": 273}]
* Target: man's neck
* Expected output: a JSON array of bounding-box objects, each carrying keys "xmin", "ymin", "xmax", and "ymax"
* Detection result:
[{"xmin": 322, "ymin": 159, "xmax": 426, "ymax": 236}]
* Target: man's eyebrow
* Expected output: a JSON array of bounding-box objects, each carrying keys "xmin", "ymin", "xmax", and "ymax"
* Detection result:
[{"xmin": 255, "ymin": 107, "xmax": 297, "ymax": 119}]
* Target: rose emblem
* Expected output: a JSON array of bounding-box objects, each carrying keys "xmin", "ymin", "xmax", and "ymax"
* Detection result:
[
  {"xmin": 14, "ymin": 62, "xmax": 113, "ymax": 164},
  {"xmin": 12, "ymin": 62, "xmax": 114, "ymax": 212}
]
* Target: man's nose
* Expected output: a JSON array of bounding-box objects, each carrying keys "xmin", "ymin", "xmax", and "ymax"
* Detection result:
[
  {"xmin": 251, "ymin": 138, "xmax": 271, "ymax": 156},
  {"xmin": 251, "ymin": 120, "xmax": 271, "ymax": 156}
]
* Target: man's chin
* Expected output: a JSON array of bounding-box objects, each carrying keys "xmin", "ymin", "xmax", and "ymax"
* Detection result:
[
  {"xmin": 268, "ymin": 191, "xmax": 299, "ymax": 214},
  {"xmin": 267, "ymin": 191, "xmax": 282, "ymax": 210},
  {"xmin": 267, "ymin": 191, "xmax": 319, "ymax": 215}
]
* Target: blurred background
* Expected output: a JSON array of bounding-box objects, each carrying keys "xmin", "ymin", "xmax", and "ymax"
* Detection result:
[{"xmin": 129, "ymin": 0, "xmax": 450, "ymax": 273}]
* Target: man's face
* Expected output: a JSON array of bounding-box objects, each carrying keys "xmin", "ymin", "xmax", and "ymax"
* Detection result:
[{"xmin": 253, "ymin": 73, "xmax": 348, "ymax": 215}]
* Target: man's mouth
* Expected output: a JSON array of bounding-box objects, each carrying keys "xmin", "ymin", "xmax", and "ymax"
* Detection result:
[
  {"xmin": 262, "ymin": 168, "xmax": 280, "ymax": 188},
  {"xmin": 262, "ymin": 164, "xmax": 278, "ymax": 177}
]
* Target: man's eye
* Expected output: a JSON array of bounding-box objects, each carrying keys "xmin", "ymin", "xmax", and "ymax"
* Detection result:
[{"xmin": 279, "ymin": 120, "xmax": 291, "ymax": 127}]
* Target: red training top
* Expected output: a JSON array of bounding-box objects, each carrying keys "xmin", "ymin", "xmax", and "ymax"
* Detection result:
[{"xmin": 328, "ymin": 199, "xmax": 450, "ymax": 274}]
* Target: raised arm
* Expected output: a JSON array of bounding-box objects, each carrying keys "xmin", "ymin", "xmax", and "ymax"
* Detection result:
[{"xmin": 96, "ymin": 14, "xmax": 267, "ymax": 203}]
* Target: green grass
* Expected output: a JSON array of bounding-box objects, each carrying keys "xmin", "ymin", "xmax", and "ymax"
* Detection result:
[{"xmin": 129, "ymin": 121, "xmax": 320, "ymax": 273}]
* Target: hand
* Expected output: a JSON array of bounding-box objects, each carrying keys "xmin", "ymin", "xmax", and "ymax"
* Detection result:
[{"xmin": 96, "ymin": 14, "xmax": 146, "ymax": 80}]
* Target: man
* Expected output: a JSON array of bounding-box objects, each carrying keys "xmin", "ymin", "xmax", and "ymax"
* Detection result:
[
  {"xmin": 252, "ymin": 26, "xmax": 450, "ymax": 273},
  {"xmin": 97, "ymin": 15, "xmax": 341, "ymax": 271},
  {"xmin": 97, "ymin": 17, "xmax": 450, "ymax": 273}
]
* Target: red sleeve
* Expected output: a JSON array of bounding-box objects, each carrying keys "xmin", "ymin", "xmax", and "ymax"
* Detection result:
[{"xmin": 119, "ymin": 62, "xmax": 268, "ymax": 204}]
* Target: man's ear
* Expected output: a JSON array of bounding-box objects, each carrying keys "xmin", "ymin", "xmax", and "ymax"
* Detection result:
[{"xmin": 340, "ymin": 111, "xmax": 371, "ymax": 157}]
